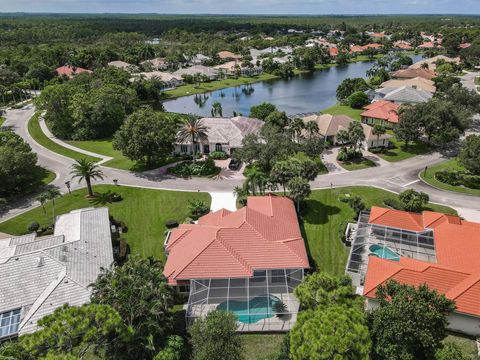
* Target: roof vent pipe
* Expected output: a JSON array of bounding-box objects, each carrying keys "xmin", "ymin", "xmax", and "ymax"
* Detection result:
[{"xmin": 36, "ymin": 256, "xmax": 44, "ymax": 267}]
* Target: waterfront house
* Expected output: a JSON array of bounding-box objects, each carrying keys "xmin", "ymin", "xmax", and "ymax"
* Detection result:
[
  {"xmin": 132, "ymin": 71, "xmax": 184, "ymax": 89},
  {"xmin": 346, "ymin": 207, "xmax": 480, "ymax": 336},
  {"xmin": 380, "ymin": 77, "xmax": 436, "ymax": 93},
  {"xmin": 218, "ymin": 51, "xmax": 242, "ymax": 61},
  {"xmin": 173, "ymin": 65, "xmax": 219, "ymax": 81},
  {"xmin": 213, "ymin": 62, "xmax": 262, "ymax": 77},
  {"xmin": 360, "ymin": 100, "xmax": 400, "ymax": 128},
  {"xmin": 0, "ymin": 208, "xmax": 113, "ymax": 339},
  {"xmin": 163, "ymin": 195, "xmax": 309, "ymax": 331},
  {"xmin": 301, "ymin": 114, "xmax": 392, "ymax": 149},
  {"xmin": 391, "ymin": 67, "xmax": 436, "ymax": 80},
  {"xmin": 409, "ymin": 55, "xmax": 460, "ymax": 71},
  {"xmin": 174, "ymin": 116, "xmax": 264, "ymax": 156},
  {"xmin": 393, "ymin": 40, "xmax": 413, "ymax": 51},
  {"xmin": 373, "ymin": 85, "xmax": 433, "ymax": 105},
  {"xmin": 140, "ymin": 57, "xmax": 169, "ymax": 71}
]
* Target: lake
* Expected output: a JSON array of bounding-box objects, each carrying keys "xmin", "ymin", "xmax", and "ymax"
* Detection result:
[{"xmin": 163, "ymin": 54, "xmax": 424, "ymax": 117}]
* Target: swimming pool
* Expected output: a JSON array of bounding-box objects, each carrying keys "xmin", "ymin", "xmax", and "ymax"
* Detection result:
[
  {"xmin": 216, "ymin": 295, "xmax": 281, "ymax": 324},
  {"xmin": 369, "ymin": 244, "xmax": 400, "ymax": 261}
]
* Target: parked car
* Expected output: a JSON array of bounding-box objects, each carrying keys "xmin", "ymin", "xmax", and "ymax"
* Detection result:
[{"xmin": 228, "ymin": 158, "xmax": 242, "ymax": 170}]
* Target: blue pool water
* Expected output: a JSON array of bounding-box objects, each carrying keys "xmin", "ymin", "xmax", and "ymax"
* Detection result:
[
  {"xmin": 369, "ymin": 244, "xmax": 400, "ymax": 261},
  {"xmin": 216, "ymin": 295, "xmax": 281, "ymax": 324}
]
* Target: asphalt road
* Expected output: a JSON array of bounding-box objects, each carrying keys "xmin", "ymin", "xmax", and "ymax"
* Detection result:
[{"xmin": 2, "ymin": 103, "xmax": 480, "ymax": 223}]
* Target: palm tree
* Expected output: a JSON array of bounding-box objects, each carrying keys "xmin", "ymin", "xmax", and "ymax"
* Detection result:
[
  {"xmin": 176, "ymin": 115, "xmax": 208, "ymax": 163},
  {"xmin": 347, "ymin": 122, "xmax": 366, "ymax": 153},
  {"xmin": 36, "ymin": 192, "xmax": 49, "ymax": 215},
  {"xmin": 211, "ymin": 101, "xmax": 223, "ymax": 117},
  {"xmin": 336, "ymin": 129, "xmax": 350, "ymax": 150},
  {"xmin": 372, "ymin": 124, "xmax": 386, "ymax": 147},
  {"xmin": 70, "ymin": 159, "xmax": 105, "ymax": 197},
  {"xmin": 46, "ymin": 188, "xmax": 61, "ymax": 223},
  {"xmin": 244, "ymin": 165, "xmax": 268, "ymax": 196},
  {"xmin": 305, "ymin": 120, "xmax": 319, "ymax": 138},
  {"xmin": 290, "ymin": 118, "xmax": 305, "ymax": 143}
]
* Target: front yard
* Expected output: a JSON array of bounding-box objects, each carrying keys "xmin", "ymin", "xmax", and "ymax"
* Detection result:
[
  {"xmin": 339, "ymin": 157, "xmax": 376, "ymax": 171},
  {"xmin": 0, "ymin": 185, "xmax": 211, "ymax": 260},
  {"xmin": 375, "ymin": 134, "xmax": 431, "ymax": 162}
]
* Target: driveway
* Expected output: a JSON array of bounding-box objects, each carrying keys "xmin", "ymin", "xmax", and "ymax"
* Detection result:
[{"xmin": 2, "ymin": 107, "xmax": 480, "ymax": 223}]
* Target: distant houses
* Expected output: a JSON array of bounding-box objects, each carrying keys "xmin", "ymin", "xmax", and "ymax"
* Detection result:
[
  {"xmin": 55, "ymin": 65, "xmax": 92, "ymax": 79},
  {"xmin": 173, "ymin": 65, "xmax": 220, "ymax": 81},
  {"xmin": 108, "ymin": 60, "xmax": 139, "ymax": 73},
  {"xmin": 132, "ymin": 71, "xmax": 184, "ymax": 89}
]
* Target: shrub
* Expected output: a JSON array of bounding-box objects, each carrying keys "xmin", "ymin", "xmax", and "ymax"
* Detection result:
[
  {"xmin": 347, "ymin": 91, "xmax": 369, "ymax": 109},
  {"xmin": 189, "ymin": 200, "xmax": 210, "ymax": 220},
  {"xmin": 208, "ymin": 151, "xmax": 228, "ymax": 160},
  {"xmin": 435, "ymin": 170, "xmax": 480, "ymax": 189},
  {"xmin": 168, "ymin": 159, "xmax": 220, "ymax": 177},
  {"xmin": 338, "ymin": 220, "xmax": 350, "ymax": 243},
  {"xmin": 383, "ymin": 198, "xmax": 404, "ymax": 210},
  {"xmin": 165, "ymin": 220, "xmax": 179, "ymax": 229},
  {"xmin": 337, "ymin": 148, "xmax": 362, "ymax": 162},
  {"xmin": 28, "ymin": 222, "xmax": 40, "ymax": 233}
]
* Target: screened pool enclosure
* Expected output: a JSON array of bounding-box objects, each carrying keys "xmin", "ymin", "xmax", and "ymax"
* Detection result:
[
  {"xmin": 347, "ymin": 211, "xmax": 436, "ymax": 287},
  {"xmin": 186, "ymin": 269, "xmax": 304, "ymax": 332}
]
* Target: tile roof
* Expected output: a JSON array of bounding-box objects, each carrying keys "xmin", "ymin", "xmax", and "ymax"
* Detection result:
[
  {"xmin": 217, "ymin": 51, "xmax": 242, "ymax": 60},
  {"xmin": 364, "ymin": 207, "xmax": 480, "ymax": 317},
  {"xmin": 173, "ymin": 65, "xmax": 219, "ymax": 78},
  {"xmin": 380, "ymin": 77, "xmax": 436, "ymax": 93},
  {"xmin": 392, "ymin": 68, "xmax": 436, "ymax": 80},
  {"xmin": 381, "ymin": 85, "xmax": 433, "ymax": 104},
  {"xmin": 0, "ymin": 207, "xmax": 113, "ymax": 336},
  {"xmin": 360, "ymin": 100, "xmax": 400, "ymax": 124},
  {"xmin": 55, "ymin": 65, "xmax": 92, "ymax": 78},
  {"xmin": 409, "ymin": 55, "xmax": 460, "ymax": 71},
  {"xmin": 164, "ymin": 195, "xmax": 309, "ymax": 284}
]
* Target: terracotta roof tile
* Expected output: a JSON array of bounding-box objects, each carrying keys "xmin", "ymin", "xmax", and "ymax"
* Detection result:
[{"xmin": 361, "ymin": 101, "xmax": 400, "ymax": 124}]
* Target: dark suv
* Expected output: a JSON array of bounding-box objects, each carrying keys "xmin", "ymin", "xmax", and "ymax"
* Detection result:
[{"xmin": 228, "ymin": 158, "xmax": 242, "ymax": 170}]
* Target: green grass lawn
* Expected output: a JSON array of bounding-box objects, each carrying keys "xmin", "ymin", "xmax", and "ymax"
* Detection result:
[
  {"xmin": 444, "ymin": 334, "xmax": 479, "ymax": 359},
  {"xmin": 339, "ymin": 157, "xmax": 376, "ymax": 171},
  {"xmin": 420, "ymin": 158, "xmax": 480, "ymax": 196},
  {"xmin": 375, "ymin": 133, "xmax": 431, "ymax": 162},
  {"xmin": 0, "ymin": 116, "xmax": 5, "ymax": 126},
  {"xmin": 242, "ymin": 334, "xmax": 285, "ymax": 360},
  {"xmin": 320, "ymin": 103, "xmax": 363, "ymax": 121},
  {"xmin": 0, "ymin": 185, "xmax": 211, "ymax": 260},
  {"xmin": 28, "ymin": 113, "xmax": 100, "ymax": 163},
  {"xmin": 163, "ymin": 73, "xmax": 279, "ymax": 99},
  {"xmin": 36, "ymin": 166, "xmax": 56, "ymax": 185},
  {"xmin": 302, "ymin": 186, "xmax": 456, "ymax": 275}
]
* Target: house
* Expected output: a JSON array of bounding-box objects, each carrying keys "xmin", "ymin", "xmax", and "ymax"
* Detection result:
[
  {"xmin": 55, "ymin": 65, "xmax": 92, "ymax": 79},
  {"xmin": 380, "ymin": 77, "xmax": 436, "ymax": 93},
  {"xmin": 107, "ymin": 60, "xmax": 138, "ymax": 73},
  {"xmin": 373, "ymin": 85, "xmax": 433, "ymax": 105},
  {"xmin": 301, "ymin": 114, "xmax": 392, "ymax": 149},
  {"xmin": 368, "ymin": 31, "xmax": 387, "ymax": 39},
  {"xmin": 393, "ymin": 40, "xmax": 413, "ymax": 51},
  {"xmin": 350, "ymin": 43, "xmax": 383, "ymax": 55},
  {"xmin": 459, "ymin": 43, "xmax": 471, "ymax": 49},
  {"xmin": 418, "ymin": 41, "xmax": 443, "ymax": 49},
  {"xmin": 213, "ymin": 62, "xmax": 262, "ymax": 76},
  {"xmin": 140, "ymin": 57, "xmax": 169, "ymax": 71},
  {"xmin": 328, "ymin": 47, "xmax": 339, "ymax": 57},
  {"xmin": 190, "ymin": 54, "xmax": 211, "ymax": 65},
  {"xmin": 360, "ymin": 100, "xmax": 400, "ymax": 128},
  {"xmin": 173, "ymin": 65, "xmax": 219, "ymax": 81},
  {"xmin": 346, "ymin": 207, "xmax": 480, "ymax": 336},
  {"xmin": 174, "ymin": 116, "xmax": 264, "ymax": 156},
  {"xmin": 391, "ymin": 67, "xmax": 436, "ymax": 80},
  {"xmin": 409, "ymin": 55, "xmax": 461, "ymax": 71},
  {"xmin": 163, "ymin": 195, "xmax": 309, "ymax": 331},
  {"xmin": 132, "ymin": 71, "xmax": 184, "ymax": 89},
  {"xmin": 217, "ymin": 51, "xmax": 242, "ymax": 61},
  {"xmin": 0, "ymin": 208, "xmax": 113, "ymax": 339}
]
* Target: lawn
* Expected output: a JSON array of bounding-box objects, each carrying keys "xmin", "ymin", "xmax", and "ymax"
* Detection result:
[
  {"xmin": 36, "ymin": 166, "xmax": 56, "ymax": 185},
  {"xmin": 444, "ymin": 333, "xmax": 479, "ymax": 359},
  {"xmin": 28, "ymin": 112, "xmax": 100, "ymax": 163},
  {"xmin": 163, "ymin": 73, "xmax": 278, "ymax": 99},
  {"xmin": 0, "ymin": 116, "xmax": 4, "ymax": 126},
  {"xmin": 320, "ymin": 103, "xmax": 363, "ymax": 121},
  {"xmin": 242, "ymin": 334, "xmax": 285, "ymax": 360},
  {"xmin": 302, "ymin": 186, "xmax": 456, "ymax": 275},
  {"xmin": 0, "ymin": 185, "xmax": 211, "ymax": 260},
  {"xmin": 339, "ymin": 157, "xmax": 376, "ymax": 171},
  {"xmin": 420, "ymin": 158, "xmax": 480, "ymax": 196},
  {"xmin": 375, "ymin": 133, "xmax": 431, "ymax": 162}
]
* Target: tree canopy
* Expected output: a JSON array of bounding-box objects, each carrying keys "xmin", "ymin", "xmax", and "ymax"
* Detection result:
[{"xmin": 459, "ymin": 135, "xmax": 480, "ymax": 175}]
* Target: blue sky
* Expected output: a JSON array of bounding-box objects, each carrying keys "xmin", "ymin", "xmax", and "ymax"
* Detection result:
[{"xmin": 0, "ymin": 0, "xmax": 479, "ymax": 14}]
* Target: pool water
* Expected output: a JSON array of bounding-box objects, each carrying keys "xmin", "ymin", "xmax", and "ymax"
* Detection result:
[
  {"xmin": 369, "ymin": 244, "xmax": 400, "ymax": 261},
  {"xmin": 216, "ymin": 295, "xmax": 281, "ymax": 324}
]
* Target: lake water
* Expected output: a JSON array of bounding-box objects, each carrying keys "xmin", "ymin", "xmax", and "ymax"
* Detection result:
[{"xmin": 163, "ymin": 54, "xmax": 424, "ymax": 117}]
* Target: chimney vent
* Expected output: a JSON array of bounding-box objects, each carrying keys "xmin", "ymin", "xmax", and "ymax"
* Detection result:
[{"xmin": 36, "ymin": 256, "xmax": 44, "ymax": 267}]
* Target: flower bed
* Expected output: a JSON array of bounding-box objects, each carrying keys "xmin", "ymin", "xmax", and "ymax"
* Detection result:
[{"xmin": 167, "ymin": 159, "xmax": 221, "ymax": 177}]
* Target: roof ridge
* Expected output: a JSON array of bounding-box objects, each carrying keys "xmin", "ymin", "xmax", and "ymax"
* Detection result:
[
  {"xmin": 445, "ymin": 273, "xmax": 480, "ymax": 300},
  {"xmin": 173, "ymin": 235, "xmax": 219, "ymax": 278},
  {"xmin": 216, "ymin": 227, "xmax": 252, "ymax": 274}
]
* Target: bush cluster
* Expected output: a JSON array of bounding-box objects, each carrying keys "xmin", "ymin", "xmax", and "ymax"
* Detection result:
[
  {"xmin": 168, "ymin": 159, "xmax": 220, "ymax": 177},
  {"xmin": 383, "ymin": 198, "xmax": 405, "ymax": 210},
  {"xmin": 435, "ymin": 170, "xmax": 480, "ymax": 189},
  {"xmin": 337, "ymin": 148, "xmax": 362, "ymax": 162},
  {"xmin": 207, "ymin": 151, "xmax": 228, "ymax": 160}
]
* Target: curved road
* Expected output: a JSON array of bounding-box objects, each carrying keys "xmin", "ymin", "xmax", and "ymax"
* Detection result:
[{"xmin": 2, "ymin": 106, "xmax": 480, "ymax": 222}]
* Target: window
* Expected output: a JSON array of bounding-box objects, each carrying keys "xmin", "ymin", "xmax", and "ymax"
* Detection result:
[
  {"xmin": 194, "ymin": 143, "xmax": 200, "ymax": 152},
  {"xmin": 180, "ymin": 145, "xmax": 188, "ymax": 153},
  {"xmin": 0, "ymin": 309, "xmax": 21, "ymax": 338},
  {"xmin": 215, "ymin": 143, "xmax": 223, "ymax": 152}
]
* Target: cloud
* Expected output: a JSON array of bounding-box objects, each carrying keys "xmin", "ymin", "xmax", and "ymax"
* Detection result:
[{"xmin": 0, "ymin": 0, "xmax": 478, "ymax": 14}]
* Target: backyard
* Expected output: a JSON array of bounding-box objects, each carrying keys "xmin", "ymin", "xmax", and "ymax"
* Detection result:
[
  {"xmin": 321, "ymin": 103, "xmax": 363, "ymax": 120},
  {"xmin": 0, "ymin": 185, "xmax": 211, "ymax": 260},
  {"xmin": 420, "ymin": 158, "xmax": 480, "ymax": 196}
]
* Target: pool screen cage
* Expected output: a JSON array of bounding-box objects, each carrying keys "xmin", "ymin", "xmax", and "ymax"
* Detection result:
[
  {"xmin": 186, "ymin": 268, "xmax": 304, "ymax": 332},
  {"xmin": 346, "ymin": 211, "xmax": 436, "ymax": 287}
]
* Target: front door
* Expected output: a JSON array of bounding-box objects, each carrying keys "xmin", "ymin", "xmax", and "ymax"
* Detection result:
[{"xmin": 204, "ymin": 145, "xmax": 210, "ymax": 154}]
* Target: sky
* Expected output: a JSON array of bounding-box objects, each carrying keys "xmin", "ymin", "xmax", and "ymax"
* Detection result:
[{"xmin": 0, "ymin": 0, "xmax": 479, "ymax": 14}]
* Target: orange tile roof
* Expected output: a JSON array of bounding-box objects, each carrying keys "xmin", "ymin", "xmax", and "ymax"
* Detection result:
[
  {"xmin": 360, "ymin": 100, "xmax": 399, "ymax": 124},
  {"xmin": 364, "ymin": 207, "xmax": 480, "ymax": 316},
  {"xmin": 459, "ymin": 43, "xmax": 471, "ymax": 49},
  {"xmin": 55, "ymin": 65, "xmax": 92, "ymax": 78},
  {"xmin": 329, "ymin": 47, "xmax": 338, "ymax": 57},
  {"xmin": 164, "ymin": 195, "xmax": 309, "ymax": 285},
  {"xmin": 418, "ymin": 41, "xmax": 443, "ymax": 49},
  {"xmin": 392, "ymin": 68, "xmax": 436, "ymax": 80}
]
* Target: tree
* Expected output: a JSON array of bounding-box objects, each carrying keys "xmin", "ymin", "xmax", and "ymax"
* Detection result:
[
  {"xmin": 189, "ymin": 311, "xmax": 244, "ymax": 360},
  {"xmin": 290, "ymin": 117, "xmax": 304, "ymax": 143},
  {"xmin": 70, "ymin": 159, "xmax": 104, "ymax": 197},
  {"xmin": 265, "ymin": 110, "xmax": 289, "ymax": 128},
  {"xmin": 211, "ymin": 101, "xmax": 223, "ymax": 117},
  {"xmin": 336, "ymin": 78, "xmax": 369, "ymax": 102},
  {"xmin": 189, "ymin": 199, "xmax": 210, "ymax": 220},
  {"xmin": 347, "ymin": 91, "xmax": 369, "ymax": 109},
  {"xmin": 113, "ymin": 108, "xmax": 179, "ymax": 165},
  {"xmin": 91, "ymin": 256, "xmax": 177, "ymax": 359},
  {"xmin": 336, "ymin": 129, "xmax": 350, "ymax": 149},
  {"xmin": 459, "ymin": 135, "xmax": 480, "ymax": 175},
  {"xmin": 19, "ymin": 304, "xmax": 125, "ymax": 359},
  {"xmin": 294, "ymin": 272, "xmax": 361, "ymax": 310},
  {"xmin": 287, "ymin": 176, "xmax": 310, "ymax": 211},
  {"xmin": 372, "ymin": 124, "xmax": 386, "ymax": 145},
  {"xmin": 270, "ymin": 160, "xmax": 295, "ymax": 195},
  {"xmin": 347, "ymin": 121, "xmax": 366, "ymax": 152},
  {"xmin": 394, "ymin": 105, "xmax": 422, "ymax": 149},
  {"xmin": 154, "ymin": 336, "xmax": 185, "ymax": 360},
  {"xmin": 0, "ymin": 131, "xmax": 38, "ymax": 197},
  {"xmin": 36, "ymin": 192, "xmax": 49, "ymax": 215},
  {"xmin": 249, "ymin": 102, "xmax": 277, "ymax": 120},
  {"xmin": 368, "ymin": 280, "xmax": 455, "ymax": 360},
  {"xmin": 176, "ymin": 115, "xmax": 208, "ymax": 163},
  {"xmin": 304, "ymin": 120, "xmax": 319, "ymax": 137},
  {"xmin": 399, "ymin": 189, "xmax": 429, "ymax": 212},
  {"xmin": 46, "ymin": 188, "xmax": 61, "ymax": 223},
  {"xmin": 290, "ymin": 306, "xmax": 371, "ymax": 360},
  {"xmin": 244, "ymin": 164, "xmax": 268, "ymax": 195},
  {"xmin": 435, "ymin": 342, "xmax": 470, "ymax": 360}
]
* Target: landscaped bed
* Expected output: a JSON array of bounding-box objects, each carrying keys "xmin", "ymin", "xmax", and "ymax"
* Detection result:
[
  {"xmin": 339, "ymin": 157, "xmax": 376, "ymax": 171},
  {"xmin": 420, "ymin": 159, "xmax": 480, "ymax": 196},
  {"xmin": 167, "ymin": 159, "xmax": 221, "ymax": 177},
  {"xmin": 0, "ymin": 185, "xmax": 211, "ymax": 260}
]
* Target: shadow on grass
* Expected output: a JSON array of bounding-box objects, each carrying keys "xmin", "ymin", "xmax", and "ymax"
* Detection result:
[{"xmin": 302, "ymin": 199, "xmax": 341, "ymax": 225}]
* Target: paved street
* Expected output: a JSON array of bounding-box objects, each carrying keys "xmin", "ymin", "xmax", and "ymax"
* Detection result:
[{"xmin": 2, "ymin": 106, "xmax": 480, "ymax": 223}]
